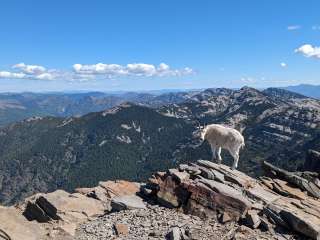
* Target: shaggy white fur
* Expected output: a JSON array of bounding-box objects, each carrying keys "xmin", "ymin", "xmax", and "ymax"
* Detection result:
[{"xmin": 200, "ymin": 124, "xmax": 245, "ymax": 170}]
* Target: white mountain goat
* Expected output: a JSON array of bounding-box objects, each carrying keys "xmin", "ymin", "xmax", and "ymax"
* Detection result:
[{"xmin": 197, "ymin": 124, "xmax": 245, "ymax": 170}]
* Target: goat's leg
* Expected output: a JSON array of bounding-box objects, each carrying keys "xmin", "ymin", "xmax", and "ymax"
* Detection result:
[
  {"xmin": 210, "ymin": 145, "xmax": 216, "ymax": 162},
  {"xmin": 231, "ymin": 151, "xmax": 239, "ymax": 170},
  {"xmin": 216, "ymin": 146, "xmax": 222, "ymax": 164}
]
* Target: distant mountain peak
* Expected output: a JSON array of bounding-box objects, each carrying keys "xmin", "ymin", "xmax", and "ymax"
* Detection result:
[
  {"xmin": 283, "ymin": 84, "xmax": 320, "ymax": 99},
  {"xmin": 263, "ymin": 87, "xmax": 307, "ymax": 99}
]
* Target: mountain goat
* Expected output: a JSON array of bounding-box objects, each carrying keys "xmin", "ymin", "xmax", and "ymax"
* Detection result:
[{"xmin": 197, "ymin": 124, "xmax": 245, "ymax": 170}]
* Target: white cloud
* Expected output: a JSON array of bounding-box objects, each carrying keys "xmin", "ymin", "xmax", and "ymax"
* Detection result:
[
  {"xmin": 73, "ymin": 63, "xmax": 125, "ymax": 75},
  {"xmin": 241, "ymin": 77, "xmax": 255, "ymax": 83},
  {"xmin": 287, "ymin": 25, "xmax": 301, "ymax": 31},
  {"xmin": 280, "ymin": 62, "xmax": 287, "ymax": 68},
  {"xmin": 0, "ymin": 71, "xmax": 26, "ymax": 79},
  {"xmin": 13, "ymin": 63, "xmax": 46, "ymax": 74},
  {"xmin": 0, "ymin": 62, "xmax": 194, "ymax": 81},
  {"xmin": 0, "ymin": 63, "xmax": 53, "ymax": 81},
  {"xmin": 73, "ymin": 62, "xmax": 194, "ymax": 78},
  {"xmin": 35, "ymin": 73, "xmax": 54, "ymax": 80},
  {"xmin": 126, "ymin": 63, "xmax": 156, "ymax": 76},
  {"xmin": 295, "ymin": 44, "xmax": 320, "ymax": 59},
  {"xmin": 158, "ymin": 63, "xmax": 170, "ymax": 71}
]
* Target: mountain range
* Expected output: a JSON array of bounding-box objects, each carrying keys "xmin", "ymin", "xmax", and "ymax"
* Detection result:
[
  {"xmin": 0, "ymin": 84, "xmax": 319, "ymax": 128},
  {"xmin": 0, "ymin": 87, "xmax": 319, "ymax": 205},
  {"xmin": 0, "ymin": 91, "xmax": 195, "ymax": 127}
]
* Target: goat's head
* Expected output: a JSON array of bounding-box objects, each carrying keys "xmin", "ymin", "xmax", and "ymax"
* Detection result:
[
  {"xmin": 200, "ymin": 126, "xmax": 206, "ymax": 140},
  {"xmin": 193, "ymin": 122, "xmax": 206, "ymax": 142}
]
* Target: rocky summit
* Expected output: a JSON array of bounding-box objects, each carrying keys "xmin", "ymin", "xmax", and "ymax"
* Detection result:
[{"xmin": 0, "ymin": 160, "xmax": 320, "ymax": 240}]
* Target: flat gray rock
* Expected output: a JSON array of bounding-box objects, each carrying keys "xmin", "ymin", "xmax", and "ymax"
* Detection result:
[{"xmin": 111, "ymin": 195, "xmax": 146, "ymax": 211}]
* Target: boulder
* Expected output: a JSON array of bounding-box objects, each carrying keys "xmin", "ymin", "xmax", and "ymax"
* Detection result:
[
  {"xmin": 156, "ymin": 175, "xmax": 189, "ymax": 208},
  {"xmin": 273, "ymin": 198, "xmax": 320, "ymax": 240},
  {"xmin": 184, "ymin": 178, "xmax": 251, "ymax": 221},
  {"xmin": 0, "ymin": 206, "xmax": 45, "ymax": 240},
  {"xmin": 76, "ymin": 186, "xmax": 110, "ymax": 202},
  {"xmin": 111, "ymin": 195, "xmax": 146, "ymax": 211},
  {"xmin": 99, "ymin": 180, "xmax": 141, "ymax": 198},
  {"xmin": 280, "ymin": 208, "xmax": 320, "ymax": 240},
  {"xmin": 168, "ymin": 169, "xmax": 190, "ymax": 183},
  {"xmin": 22, "ymin": 190, "xmax": 105, "ymax": 236}
]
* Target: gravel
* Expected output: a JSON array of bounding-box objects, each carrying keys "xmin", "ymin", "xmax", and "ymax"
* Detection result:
[{"xmin": 75, "ymin": 204, "xmax": 276, "ymax": 240}]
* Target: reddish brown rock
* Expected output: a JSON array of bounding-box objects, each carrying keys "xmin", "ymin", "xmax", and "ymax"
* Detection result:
[
  {"xmin": 114, "ymin": 223, "xmax": 129, "ymax": 236},
  {"xmin": 183, "ymin": 179, "xmax": 251, "ymax": 221},
  {"xmin": 99, "ymin": 180, "xmax": 140, "ymax": 198},
  {"xmin": 156, "ymin": 175, "xmax": 189, "ymax": 208}
]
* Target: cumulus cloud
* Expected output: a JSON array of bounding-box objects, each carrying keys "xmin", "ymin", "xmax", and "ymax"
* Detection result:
[
  {"xmin": 287, "ymin": 25, "xmax": 301, "ymax": 31},
  {"xmin": 280, "ymin": 62, "xmax": 287, "ymax": 68},
  {"xmin": 0, "ymin": 71, "xmax": 26, "ymax": 79},
  {"xmin": 73, "ymin": 63, "xmax": 125, "ymax": 75},
  {"xmin": 0, "ymin": 62, "xmax": 194, "ymax": 81},
  {"xmin": 126, "ymin": 63, "xmax": 156, "ymax": 76},
  {"xmin": 13, "ymin": 63, "xmax": 46, "ymax": 74},
  {"xmin": 0, "ymin": 63, "xmax": 54, "ymax": 81},
  {"xmin": 35, "ymin": 73, "xmax": 55, "ymax": 80},
  {"xmin": 295, "ymin": 44, "xmax": 320, "ymax": 59},
  {"xmin": 73, "ymin": 62, "xmax": 194, "ymax": 78}
]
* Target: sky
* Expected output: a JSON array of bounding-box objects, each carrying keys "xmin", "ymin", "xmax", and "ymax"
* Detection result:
[{"xmin": 0, "ymin": 0, "xmax": 319, "ymax": 92}]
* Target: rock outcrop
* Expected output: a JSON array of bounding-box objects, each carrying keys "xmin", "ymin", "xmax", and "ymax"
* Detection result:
[
  {"xmin": 1, "ymin": 161, "xmax": 320, "ymax": 239},
  {"xmin": 147, "ymin": 160, "xmax": 320, "ymax": 240},
  {"xmin": 10, "ymin": 180, "xmax": 141, "ymax": 239}
]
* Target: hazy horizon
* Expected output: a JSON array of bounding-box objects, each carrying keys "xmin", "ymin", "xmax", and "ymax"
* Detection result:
[{"xmin": 0, "ymin": 83, "xmax": 319, "ymax": 94}]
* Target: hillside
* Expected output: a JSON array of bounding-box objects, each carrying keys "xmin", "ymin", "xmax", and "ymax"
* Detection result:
[
  {"xmin": 0, "ymin": 87, "xmax": 320, "ymax": 205},
  {"xmin": 0, "ymin": 91, "xmax": 192, "ymax": 127},
  {"xmin": 0, "ymin": 103, "xmax": 198, "ymax": 204}
]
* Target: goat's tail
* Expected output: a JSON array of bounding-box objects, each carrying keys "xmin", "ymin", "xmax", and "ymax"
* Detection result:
[{"xmin": 241, "ymin": 142, "xmax": 245, "ymax": 150}]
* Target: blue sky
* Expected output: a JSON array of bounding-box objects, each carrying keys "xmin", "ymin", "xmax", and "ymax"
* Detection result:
[{"xmin": 0, "ymin": 0, "xmax": 319, "ymax": 92}]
